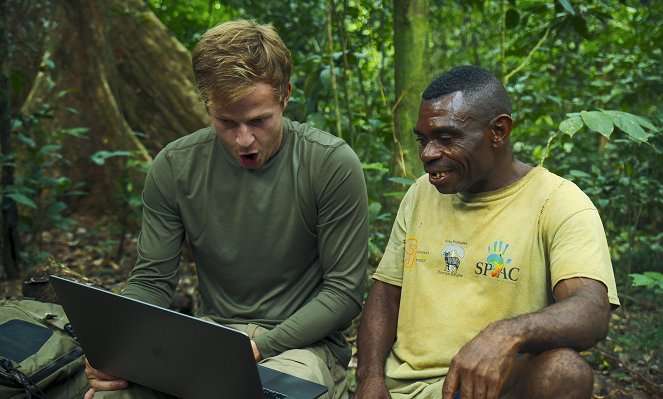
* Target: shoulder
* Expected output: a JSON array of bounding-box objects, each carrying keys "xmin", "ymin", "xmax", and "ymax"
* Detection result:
[
  {"xmin": 285, "ymin": 118, "xmax": 361, "ymax": 168},
  {"xmin": 163, "ymin": 126, "xmax": 215, "ymax": 154},
  {"xmin": 153, "ymin": 127, "xmax": 215, "ymax": 166},
  {"xmin": 283, "ymin": 118, "xmax": 350, "ymax": 152},
  {"xmin": 532, "ymin": 167, "xmax": 597, "ymax": 213},
  {"xmin": 286, "ymin": 118, "xmax": 347, "ymax": 149},
  {"xmin": 397, "ymin": 175, "xmax": 449, "ymax": 216}
]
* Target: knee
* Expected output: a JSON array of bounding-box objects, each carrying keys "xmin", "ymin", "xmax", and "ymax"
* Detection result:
[
  {"xmin": 532, "ymin": 348, "xmax": 594, "ymax": 399},
  {"xmin": 261, "ymin": 349, "xmax": 330, "ymax": 384}
]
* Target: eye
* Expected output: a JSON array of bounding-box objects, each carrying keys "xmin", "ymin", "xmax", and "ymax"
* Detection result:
[
  {"xmin": 215, "ymin": 117, "xmax": 235, "ymax": 126},
  {"xmin": 414, "ymin": 135, "xmax": 427, "ymax": 146},
  {"xmin": 251, "ymin": 117, "xmax": 269, "ymax": 126}
]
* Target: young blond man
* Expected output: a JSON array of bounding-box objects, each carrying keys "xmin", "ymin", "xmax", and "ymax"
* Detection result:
[{"xmin": 85, "ymin": 20, "xmax": 368, "ymax": 399}]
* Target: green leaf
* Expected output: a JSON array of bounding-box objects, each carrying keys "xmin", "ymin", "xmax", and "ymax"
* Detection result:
[
  {"xmin": 39, "ymin": 144, "xmax": 62, "ymax": 154},
  {"xmin": 630, "ymin": 272, "xmax": 663, "ymax": 290},
  {"xmin": 581, "ymin": 111, "xmax": 614, "ymax": 138},
  {"xmin": 558, "ymin": 0, "xmax": 575, "ymax": 15},
  {"xmin": 6, "ymin": 193, "xmax": 37, "ymax": 209},
  {"xmin": 559, "ymin": 116, "xmax": 583, "ymax": 137},
  {"xmin": 388, "ymin": 177, "xmax": 414, "ymax": 186},
  {"xmin": 361, "ymin": 162, "xmax": 389, "ymax": 172},
  {"xmin": 630, "ymin": 115, "xmax": 658, "ymax": 132},
  {"xmin": 603, "ymin": 111, "xmax": 649, "ymax": 143},
  {"xmin": 90, "ymin": 150, "xmax": 134, "ymax": 165},
  {"xmin": 62, "ymin": 127, "xmax": 90, "ymax": 137},
  {"xmin": 18, "ymin": 133, "xmax": 36, "ymax": 148}
]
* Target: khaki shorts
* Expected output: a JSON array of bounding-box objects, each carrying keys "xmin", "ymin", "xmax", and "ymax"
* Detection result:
[
  {"xmin": 385, "ymin": 375, "xmax": 445, "ymax": 399},
  {"xmin": 94, "ymin": 323, "xmax": 348, "ymax": 399}
]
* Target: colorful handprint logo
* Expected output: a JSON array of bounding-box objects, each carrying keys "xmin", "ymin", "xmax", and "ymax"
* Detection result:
[{"xmin": 487, "ymin": 241, "xmax": 512, "ymax": 277}]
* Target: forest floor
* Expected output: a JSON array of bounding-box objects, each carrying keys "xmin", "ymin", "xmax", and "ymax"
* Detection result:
[{"xmin": 1, "ymin": 216, "xmax": 661, "ymax": 398}]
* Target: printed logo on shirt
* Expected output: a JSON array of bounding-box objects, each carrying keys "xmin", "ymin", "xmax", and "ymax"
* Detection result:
[
  {"xmin": 437, "ymin": 241, "xmax": 466, "ymax": 278},
  {"xmin": 404, "ymin": 236, "xmax": 418, "ymax": 269},
  {"xmin": 475, "ymin": 240, "xmax": 520, "ymax": 282}
]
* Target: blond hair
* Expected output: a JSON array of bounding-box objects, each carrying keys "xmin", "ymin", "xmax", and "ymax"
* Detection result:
[{"xmin": 192, "ymin": 20, "xmax": 292, "ymax": 107}]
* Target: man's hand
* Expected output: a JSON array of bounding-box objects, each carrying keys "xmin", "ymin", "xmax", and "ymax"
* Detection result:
[
  {"xmin": 251, "ymin": 339, "xmax": 263, "ymax": 362},
  {"xmin": 354, "ymin": 375, "xmax": 392, "ymax": 399},
  {"xmin": 441, "ymin": 321, "xmax": 519, "ymax": 399},
  {"xmin": 84, "ymin": 358, "xmax": 128, "ymax": 399}
]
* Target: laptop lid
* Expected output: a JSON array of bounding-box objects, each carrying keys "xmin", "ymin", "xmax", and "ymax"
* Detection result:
[{"xmin": 49, "ymin": 275, "xmax": 327, "ymax": 399}]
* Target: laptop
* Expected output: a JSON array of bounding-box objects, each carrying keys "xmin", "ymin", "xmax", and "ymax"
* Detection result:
[{"xmin": 49, "ymin": 275, "xmax": 328, "ymax": 399}]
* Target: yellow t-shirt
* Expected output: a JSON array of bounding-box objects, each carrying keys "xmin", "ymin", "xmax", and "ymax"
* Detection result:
[{"xmin": 373, "ymin": 166, "xmax": 619, "ymax": 381}]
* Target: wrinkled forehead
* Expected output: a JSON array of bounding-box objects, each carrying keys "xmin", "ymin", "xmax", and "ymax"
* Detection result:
[{"xmin": 417, "ymin": 91, "xmax": 480, "ymax": 128}]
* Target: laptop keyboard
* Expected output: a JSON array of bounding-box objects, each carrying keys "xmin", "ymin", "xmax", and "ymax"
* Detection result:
[{"xmin": 263, "ymin": 388, "xmax": 287, "ymax": 399}]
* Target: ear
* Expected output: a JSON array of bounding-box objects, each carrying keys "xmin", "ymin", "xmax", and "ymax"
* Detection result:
[
  {"xmin": 282, "ymin": 83, "xmax": 292, "ymax": 109},
  {"xmin": 489, "ymin": 114, "xmax": 513, "ymax": 148}
]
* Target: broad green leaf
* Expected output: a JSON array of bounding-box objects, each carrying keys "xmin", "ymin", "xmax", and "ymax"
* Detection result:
[
  {"xmin": 630, "ymin": 272, "xmax": 663, "ymax": 289},
  {"xmin": 643, "ymin": 271, "xmax": 663, "ymax": 283},
  {"xmin": 6, "ymin": 193, "xmax": 37, "ymax": 209},
  {"xmin": 603, "ymin": 111, "xmax": 649, "ymax": 143},
  {"xmin": 630, "ymin": 114, "xmax": 658, "ymax": 132},
  {"xmin": 559, "ymin": 116, "xmax": 583, "ymax": 137},
  {"xmin": 581, "ymin": 111, "xmax": 614, "ymax": 138}
]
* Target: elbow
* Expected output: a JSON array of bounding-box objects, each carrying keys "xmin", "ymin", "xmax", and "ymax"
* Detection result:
[
  {"xmin": 577, "ymin": 306, "xmax": 611, "ymax": 350},
  {"xmin": 592, "ymin": 310, "xmax": 610, "ymax": 345}
]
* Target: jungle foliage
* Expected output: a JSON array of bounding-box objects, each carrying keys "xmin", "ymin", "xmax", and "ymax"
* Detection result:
[
  {"xmin": 2, "ymin": 0, "xmax": 661, "ymax": 290},
  {"xmin": 147, "ymin": 0, "xmax": 663, "ymax": 275},
  {"xmin": 2, "ymin": 0, "xmax": 661, "ymax": 395}
]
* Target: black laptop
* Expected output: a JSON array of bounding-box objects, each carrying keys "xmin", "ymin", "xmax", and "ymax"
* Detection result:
[{"xmin": 49, "ymin": 276, "xmax": 328, "ymax": 399}]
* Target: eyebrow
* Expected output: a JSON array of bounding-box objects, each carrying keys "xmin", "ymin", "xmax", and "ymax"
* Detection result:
[
  {"xmin": 213, "ymin": 111, "xmax": 274, "ymax": 121},
  {"xmin": 412, "ymin": 126, "xmax": 463, "ymax": 136}
]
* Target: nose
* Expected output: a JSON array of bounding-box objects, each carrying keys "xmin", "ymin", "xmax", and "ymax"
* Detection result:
[
  {"xmin": 420, "ymin": 141, "xmax": 441, "ymax": 162},
  {"xmin": 236, "ymin": 125, "xmax": 255, "ymax": 147}
]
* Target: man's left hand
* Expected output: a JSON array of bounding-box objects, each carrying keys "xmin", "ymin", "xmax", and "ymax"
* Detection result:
[{"xmin": 441, "ymin": 321, "xmax": 519, "ymax": 399}]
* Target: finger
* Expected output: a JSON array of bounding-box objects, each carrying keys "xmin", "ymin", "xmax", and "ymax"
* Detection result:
[
  {"xmin": 460, "ymin": 382, "xmax": 473, "ymax": 399},
  {"xmin": 85, "ymin": 361, "xmax": 123, "ymax": 382},
  {"xmin": 89, "ymin": 377, "xmax": 128, "ymax": 392},
  {"xmin": 84, "ymin": 388, "xmax": 95, "ymax": 399},
  {"xmin": 442, "ymin": 370, "xmax": 460, "ymax": 399}
]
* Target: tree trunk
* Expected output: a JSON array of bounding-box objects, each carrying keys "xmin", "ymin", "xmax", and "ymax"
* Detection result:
[
  {"xmin": 1, "ymin": 0, "xmax": 20, "ymax": 279},
  {"xmin": 393, "ymin": 0, "xmax": 429, "ymax": 179},
  {"xmin": 8, "ymin": 0, "xmax": 208, "ymax": 214}
]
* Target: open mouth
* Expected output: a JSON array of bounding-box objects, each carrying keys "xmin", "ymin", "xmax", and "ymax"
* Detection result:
[
  {"xmin": 429, "ymin": 171, "xmax": 448, "ymax": 179},
  {"xmin": 238, "ymin": 152, "xmax": 260, "ymax": 168},
  {"xmin": 239, "ymin": 153, "xmax": 258, "ymax": 162}
]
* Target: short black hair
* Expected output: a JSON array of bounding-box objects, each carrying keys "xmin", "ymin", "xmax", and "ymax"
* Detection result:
[{"xmin": 422, "ymin": 65, "xmax": 512, "ymax": 120}]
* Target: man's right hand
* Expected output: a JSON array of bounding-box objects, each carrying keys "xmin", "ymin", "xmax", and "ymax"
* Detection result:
[
  {"xmin": 354, "ymin": 376, "xmax": 391, "ymax": 399},
  {"xmin": 84, "ymin": 358, "xmax": 128, "ymax": 399}
]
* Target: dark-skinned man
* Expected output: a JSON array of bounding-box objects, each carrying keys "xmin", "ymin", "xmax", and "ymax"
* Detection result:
[{"xmin": 355, "ymin": 65, "xmax": 618, "ymax": 399}]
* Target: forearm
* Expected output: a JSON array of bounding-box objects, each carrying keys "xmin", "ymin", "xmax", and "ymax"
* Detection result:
[
  {"xmin": 356, "ymin": 280, "xmax": 401, "ymax": 381},
  {"xmin": 491, "ymin": 278, "xmax": 611, "ymax": 354},
  {"xmin": 253, "ymin": 285, "xmax": 362, "ymax": 359},
  {"xmin": 122, "ymin": 252, "xmax": 182, "ymax": 307}
]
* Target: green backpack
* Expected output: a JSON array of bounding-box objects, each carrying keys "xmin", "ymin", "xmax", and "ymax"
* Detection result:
[{"xmin": 0, "ymin": 299, "xmax": 89, "ymax": 399}]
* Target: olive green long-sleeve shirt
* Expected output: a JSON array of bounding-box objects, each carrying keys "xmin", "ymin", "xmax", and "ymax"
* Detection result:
[{"xmin": 122, "ymin": 119, "xmax": 368, "ymax": 366}]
